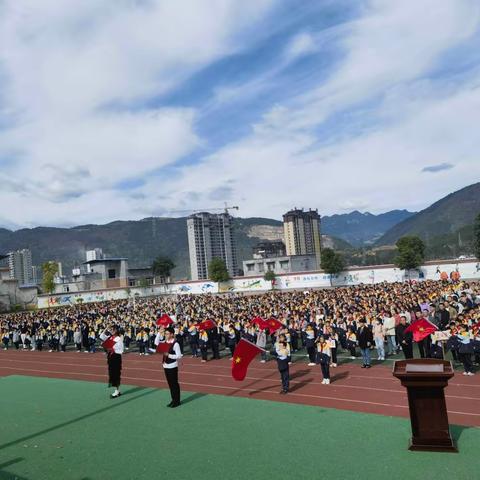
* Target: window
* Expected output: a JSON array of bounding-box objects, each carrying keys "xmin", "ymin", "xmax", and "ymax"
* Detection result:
[
  {"xmin": 108, "ymin": 269, "xmax": 116, "ymax": 279},
  {"xmin": 246, "ymin": 263, "xmax": 255, "ymax": 272},
  {"xmin": 258, "ymin": 263, "xmax": 264, "ymax": 272},
  {"xmin": 266, "ymin": 262, "xmax": 275, "ymax": 271},
  {"xmin": 279, "ymin": 261, "xmax": 289, "ymax": 270}
]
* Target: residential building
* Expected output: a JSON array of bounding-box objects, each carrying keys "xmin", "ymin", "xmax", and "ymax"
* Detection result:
[
  {"xmin": 187, "ymin": 212, "xmax": 238, "ymax": 280},
  {"xmin": 283, "ymin": 208, "xmax": 322, "ymax": 269},
  {"xmin": 243, "ymin": 254, "xmax": 318, "ymax": 277},
  {"xmin": 252, "ymin": 241, "xmax": 286, "ymax": 259},
  {"xmin": 7, "ymin": 249, "xmax": 34, "ymax": 286}
]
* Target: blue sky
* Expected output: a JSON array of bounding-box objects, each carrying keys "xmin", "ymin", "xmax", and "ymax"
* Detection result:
[{"xmin": 0, "ymin": 0, "xmax": 480, "ymax": 229}]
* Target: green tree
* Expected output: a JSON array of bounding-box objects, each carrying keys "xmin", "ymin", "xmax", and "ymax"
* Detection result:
[
  {"xmin": 394, "ymin": 235, "xmax": 425, "ymax": 271},
  {"xmin": 321, "ymin": 248, "xmax": 345, "ymax": 285},
  {"xmin": 264, "ymin": 269, "xmax": 276, "ymax": 289},
  {"xmin": 208, "ymin": 258, "xmax": 230, "ymax": 282},
  {"xmin": 152, "ymin": 256, "xmax": 175, "ymax": 280},
  {"xmin": 42, "ymin": 261, "xmax": 58, "ymax": 294},
  {"xmin": 474, "ymin": 213, "xmax": 480, "ymax": 261}
]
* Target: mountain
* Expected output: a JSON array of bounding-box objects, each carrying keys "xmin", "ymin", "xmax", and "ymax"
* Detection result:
[
  {"xmin": 321, "ymin": 210, "xmax": 415, "ymax": 246},
  {"xmin": 0, "ymin": 216, "xmax": 351, "ymax": 280},
  {"xmin": 377, "ymin": 183, "xmax": 480, "ymax": 245}
]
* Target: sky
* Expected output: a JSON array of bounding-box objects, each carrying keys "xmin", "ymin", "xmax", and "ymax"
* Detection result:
[{"xmin": 1, "ymin": 0, "xmax": 480, "ymax": 230}]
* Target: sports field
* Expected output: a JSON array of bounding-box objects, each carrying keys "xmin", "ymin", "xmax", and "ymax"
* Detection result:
[{"xmin": 1, "ymin": 371, "xmax": 479, "ymax": 480}]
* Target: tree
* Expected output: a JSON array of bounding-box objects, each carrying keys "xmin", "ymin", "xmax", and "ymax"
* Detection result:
[
  {"xmin": 42, "ymin": 261, "xmax": 58, "ymax": 294},
  {"xmin": 321, "ymin": 248, "xmax": 345, "ymax": 285},
  {"xmin": 394, "ymin": 235, "xmax": 425, "ymax": 271},
  {"xmin": 474, "ymin": 212, "xmax": 480, "ymax": 261},
  {"xmin": 208, "ymin": 258, "xmax": 230, "ymax": 282},
  {"xmin": 152, "ymin": 256, "xmax": 175, "ymax": 281},
  {"xmin": 264, "ymin": 269, "xmax": 276, "ymax": 289}
]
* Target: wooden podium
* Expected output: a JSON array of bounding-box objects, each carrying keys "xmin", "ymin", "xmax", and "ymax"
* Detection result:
[{"xmin": 393, "ymin": 359, "xmax": 457, "ymax": 452}]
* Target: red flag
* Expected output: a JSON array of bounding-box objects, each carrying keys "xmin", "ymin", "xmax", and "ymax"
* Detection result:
[
  {"xmin": 156, "ymin": 314, "xmax": 173, "ymax": 327},
  {"xmin": 231, "ymin": 339, "xmax": 265, "ymax": 381},
  {"xmin": 198, "ymin": 319, "xmax": 217, "ymax": 331},
  {"xmin": 405, "ymin": 318, "xmax": 437, "ymax": 342},
  {"xmin": 251, "ymin": 317, "xmax": 267, "ymax": 329},
  {"xmin": 102, "ymin": 336, "xmax": 115, "ymax": 352},
  {"xmin": 265, "ymin": 318, "xmax": 283, "ymax": 334},
  {"xmin": 156, "ymin": 342, "xmax": 172, "ymax": 354}
]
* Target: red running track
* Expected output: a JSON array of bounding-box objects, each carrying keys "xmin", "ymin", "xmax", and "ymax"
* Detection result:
[{"xmin": 1, "ymin": 349, "xmax": 479, "ymax": 427}]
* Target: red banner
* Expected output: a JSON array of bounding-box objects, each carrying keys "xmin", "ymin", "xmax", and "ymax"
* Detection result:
[{"xmin": 231, "ymin": 339, "xmax": 264, "ymax": 381}]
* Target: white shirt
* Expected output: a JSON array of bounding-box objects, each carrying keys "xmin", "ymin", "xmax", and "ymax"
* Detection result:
[
  {"xmin": 100, "ymin": 332, "xmax": 124, "ymax": 354},
  {"xmin": 154, "ymin": 338, "xmax": 182, "ymax": 369}
]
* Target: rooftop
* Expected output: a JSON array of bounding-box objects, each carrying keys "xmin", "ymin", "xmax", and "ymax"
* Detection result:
[{"xmin": 82, "ymin": 257, "xmax": 128, "ymax": 265}]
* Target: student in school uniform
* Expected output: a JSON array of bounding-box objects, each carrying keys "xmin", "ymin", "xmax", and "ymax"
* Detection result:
[
  {"xmin": 209, "ymin": 324, "xmax": 221, "ymax": 360},
  {"xmin": 100, "ymin": 325, "xmax": 124, "ymax": 398},
  {"xmin": 227, "ymin": 325, "xmax": 237, "ymax": 359},
  {"xmin": 346, "ymin": 327, "xmax": 358, "ymax": 359},
  {"xmin": 305, "ymin": 325, "xmax": 316, "ymax": 366},
  {"xmin": 357, "ymin": 318, "xmax": 373, "ymax": 368},
  {"xmin": 325, "ymin": 325, "xmax": 338, "ymax": 367},
  {"xmin": 199, "ymin": 329, "xmax": 209, "ymax": 363},
  {"xmin": 275, "ymin": 333, "xmax": 290, "ymax": 394},
  {"xmin": 316, "ymin": 336, "xmax": 331, "ymax": 384},
  {"xmin": 256, "ymin": 327, "xmax": 268, "ymax": 363},
  {"xmin": 456, "ymin": 325, "xmax": 475, "ymax": 376},
  {"xmin": 188, "ymin": 322, "xmax": 199, "ymax": 358},
  {"xmin": 156, "ymin": 327, "xmax": 183, "ymax": 408}
]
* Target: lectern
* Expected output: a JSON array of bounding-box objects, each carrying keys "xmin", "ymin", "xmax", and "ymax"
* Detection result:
[{"xmin": 393, "ymin": 359, "xmax": 457, "ymax": 452}]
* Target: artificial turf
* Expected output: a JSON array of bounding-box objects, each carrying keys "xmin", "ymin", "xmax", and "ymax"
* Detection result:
[{"xmin": 0, "ymin": 375, "xmax": 478, "ymax": 480}]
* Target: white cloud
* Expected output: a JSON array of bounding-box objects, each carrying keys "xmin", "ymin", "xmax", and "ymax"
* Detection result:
[{"xmin": 0, "ymin": 0, "xmax": 275, "ymax": 223}]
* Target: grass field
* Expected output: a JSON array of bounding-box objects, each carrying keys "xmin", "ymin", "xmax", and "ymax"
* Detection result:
[{"xmin": 0, "ymin": 375, "xmax": 479, "ymax": 480}]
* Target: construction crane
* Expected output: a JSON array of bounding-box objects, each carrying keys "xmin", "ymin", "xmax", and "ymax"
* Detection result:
[
  {"xmin": 166, "ymin": 204, "xmax": 240, "ymax": 215},
  {"xmin": 142, "ymin": 204, "xmax": 239, "ymax": 239}
]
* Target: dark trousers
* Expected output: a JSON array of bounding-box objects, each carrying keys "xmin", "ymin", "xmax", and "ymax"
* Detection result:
[
  {"xmin": 459, "ymin": 353, "xmax": 473, "ymax": 373},
  {"xmin": 107, "ymin": 353, "xmax": 122, "ymax": 388},
  {"xmin": 331, "ymin": 348, "xmax": 337, "ymax": 364},
  {"xmin": 164, "ymin": 367, "xmax": 181, "ymax": 404},
  {"xmin": 279, "ymin": 368, "xmax": 289, "ymax": 392},
  {"xmin": 200, "ymin": 346, "xmax": 208, "ymax": 361},
  {"xmin": 320, "ymin": 362, "xmax": 330, "ymax": 380},
  {"xmin": 417, "ymin": 337, "xmax": 431, "ymax": 358},
  {"xmin": 307, "ymin": 346, "xmax": 315, "ymax": 363},
  {"xmin": 211, "ymin": 340, "xmax": 220, "ymax": 359},
  {"xmin": 190, "ymin": 341, "xmax": 198, "ymax": 357},
  {"xmin": 401, "ymin": 343, "xmax": 413, "ymax": 359}
]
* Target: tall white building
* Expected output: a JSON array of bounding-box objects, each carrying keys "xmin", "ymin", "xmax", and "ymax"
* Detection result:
[
  {"xmin": 283, "ymin": 208, "xmax": 322, "ymax": 269},
  {"xmin": 187, "ymin": 212, "xmax": 238, "ymax": 280},
  {"xmin": 8, "ymin": 249, "xmax": 34, "ymax": 286}
]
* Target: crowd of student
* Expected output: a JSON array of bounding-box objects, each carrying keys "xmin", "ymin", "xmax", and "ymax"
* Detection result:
[{"xmin": 1, "ymin": 280, "xmax": 479, "ymax": 385}]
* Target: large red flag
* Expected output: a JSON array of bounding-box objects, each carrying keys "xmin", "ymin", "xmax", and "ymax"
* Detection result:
[
  {"xmin": 405, "ymin": 318, "xmax": 437, "ymax": 342},
  {"xmin": 156, "ymin": 314, "xmax": 173, "ymax": 327},
  {"xmin": 231, "ymin": 339, "xmax": 265, "ymax": 381},
  {"xmin": 251, "ymin": 317, "xmax": 267, "ymax": 329},
  {"xmin": 265, "ymin": 318, "xmax": 283, "ymax": 334},
  {"xmin": 102, "ymin": 336, "xmax": 115, "ymax": 352},
  {"xmin": 198, "ymin": 319, "xmax": 217, "ymax": 331}
]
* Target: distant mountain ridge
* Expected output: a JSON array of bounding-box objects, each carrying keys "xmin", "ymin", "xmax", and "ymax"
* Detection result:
[
  {"xmin": 0, "ymin": 209, "xmax": 415, "ymax": 280},
  {"xmin": 321, "ymin": 209, "xmax": 415, "ymax": 246},
  {"xmin": 377, "ymin": 182, "xmax": 480, "ymax": 245}
]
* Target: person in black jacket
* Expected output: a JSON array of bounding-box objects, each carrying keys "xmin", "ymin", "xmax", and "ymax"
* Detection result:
[
  {"xmin": 357, "ymin": 318, "xmax": 373, "ymax": 368},
  {"xmin": 395, "ymin": 316, "xmax": 413, "ymax": 359}
]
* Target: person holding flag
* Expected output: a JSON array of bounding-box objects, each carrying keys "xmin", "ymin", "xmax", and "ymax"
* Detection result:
[
  {"xmin": 100, "ymin": 325, "xmax": 124, "ymax": 399},
  {"xmin": 156, "ymin": 326, "xmax": 183, "ymax": 408}
]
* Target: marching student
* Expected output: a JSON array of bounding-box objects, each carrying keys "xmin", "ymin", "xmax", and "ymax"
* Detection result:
[
  {"xmin": 199, "ymin": 329, "xmax": 209, "ymax": 363},
  {"xmin": 256, "ymin": 327, "xmax": 267, "ymax": 363},
  {"xmin": 357, "ymin": 318, "xmax": 373, "ymax": 368},
  {"xmin": 156, "ymin": 327, "xmax": 183, "ymax": 408},
  {"xmin": 456, "ymin": 324, "xmax": 475, "ymax": 376},
  {"xmin": 305, "ymin": 324, "xmax": 316, "ymax": 366},
  {"xmin": 188, "ymin": 322, "xmax": 199, "ymax": 358},
  {"xmin": 100, "ymin": 325, "xmax": 124, "ymax": 399},
  {"xmin": 346, "ymin": 327, "xmax": 357, "ymax": 359},
  {"xmin": 316, "ymin": 336, "xmax": 331, "ymax": 384},
  {"xmin": 275, "ymin": 333, "xmax": 290, "ymax": 394}
]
